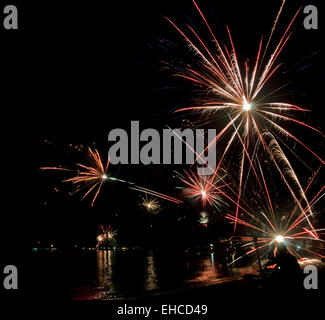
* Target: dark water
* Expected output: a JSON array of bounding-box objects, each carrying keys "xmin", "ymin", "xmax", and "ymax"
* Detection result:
[{"xmin": 30, "ymin": 249, "xmax": 256, "ymax": 300}]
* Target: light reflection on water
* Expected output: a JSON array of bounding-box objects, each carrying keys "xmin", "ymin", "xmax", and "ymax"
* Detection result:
[
  {"xmin": 96, "ymin": 250, "xmax": 116, "ymax": 294},
  {"xmin": 145, "ymin": 251, "xmax": 159, "ymax": 291},
  {"xmin": 74, "ymin": 249, "xmax": 256, "ymax": 300},
  {"xmin": 95, "ymin": 250, "xmax": 161, "ymax": 298},
  {"xmin": 187, "ymin": 253, "xmax": 223, "ymax": 283}
]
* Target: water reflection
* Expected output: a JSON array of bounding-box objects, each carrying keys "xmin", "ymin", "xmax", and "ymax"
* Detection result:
[
  {"xmin": 189, "ymin": 253, "xmax": 219, "ymax": 282},
  {"xmin": 76, "ymin": 249, "xmax": 254, "ymax": 299},
  {"xmin": 96, "ymin": 250, "xmax": 117, "ymax": 296},
  {"xmin": 144, "ymin": 251, "xmax": 159, "ymax": 291},
  {"xmin": 185, "ymin": 252, "xmax": 228, "ymax": 283}
]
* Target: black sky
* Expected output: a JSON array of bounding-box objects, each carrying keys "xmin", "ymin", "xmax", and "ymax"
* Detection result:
[{"xmin": 1, "ymin": 0, "xmax": 324, "ymax": 257}]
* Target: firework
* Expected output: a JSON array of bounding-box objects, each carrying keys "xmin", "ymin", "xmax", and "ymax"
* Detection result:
[
  {"xmin": 41, "ymin": 145, "xmax": 182, "ymax": 207},
  {"xmin": 166, "ymin": 0, "xmax": 324, "ymax": 233},
  {"xmin": 199, "ymin": 211, "xmax": 209, "ymax": 226},
  {"xmin": 41, "ymin": 147, "xmax": 110, "ymax": 206},
  {"xmin": 41, "ymin": 147, "xmax": 132, "ymax": 206},
  {"xmin": 96, "ymin": 225, "xmax": 117, "ymax": 248},
  {"xmin": 225, "ymin": 175, "xmax": 325, "ymax": 266},
  {"xmin": 175, "ymin": 169, "xmax": 228, "ymax": 209},
  {"xmin": 140, "ymin": 195, "xmax": 162, "ymax": 214},
  {"xmin": 129, "ymin": 184, "xmax": 183, "ymax": 204}
]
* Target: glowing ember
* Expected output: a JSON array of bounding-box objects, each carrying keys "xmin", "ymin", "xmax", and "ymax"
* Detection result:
[{"xmin": 275, "ymin": 235, "xmax": 284, "ymax": 243}]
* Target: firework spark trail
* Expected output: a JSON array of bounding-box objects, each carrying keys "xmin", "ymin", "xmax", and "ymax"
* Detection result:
[
  {"xmin": 220, "ymin": 115, "xmax": 282, "ymax": 234},
  {"xmin": 258, "ymin": 114, "xmax": 325, "ymax": 165},
  {"xmin": 261, "ymin": 0, "xmax": 286, "ymax": 64},
  {"xmin": 266, "ymin": 133, "xmax": 315, "ymax": 233},
  {"xmin": 129, "ymin": 185, "xmax": 183, "ymax": 204},
  {"xmin": 234, "ymin": 151, "xmax": 245, "ymax": 232},
  {"xmin": 256, "ymin": 159, "xmax": 277, "ymax": 230},
  {"xmin": 285, "ymin": 185, "xmax": 325, "ymax": 236},
  {"xmin": 166, "ymin": 0, "xmax": 324, "ymax": 235},
  {"xmin": 101, "ymin": 225, "xmax": 111, "ymax": 234},
  {"xmin": 302, "ymin": 165, "xmax": 323, "ymax": 195},
  {"xmin": 40, "ymin": 167, "xmax": 72, "ymax": 172},
  {"xmin": 227, "ymin": 114, "xmax": 279, "ymax": 233}
]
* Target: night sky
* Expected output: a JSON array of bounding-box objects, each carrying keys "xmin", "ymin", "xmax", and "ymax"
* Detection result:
[{"xmin": 1, "ymin": 0, "xmax": 324, "ymax": 260}]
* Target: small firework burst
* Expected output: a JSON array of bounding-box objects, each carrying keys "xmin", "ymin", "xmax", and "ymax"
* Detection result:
[
  {"xmin": 140, "ymin": 195, "xmax": 162, "ymax": 214},
  {"xmin": 41, "ymin": 147, "xmax": 110, "ymax": 206},
  {"xmin": 175, "ymin": 170, "xmax": 228, "ymax": 209},
  {"xmin": 96, "ymin": 225, "xmax": 117, "ymax": 248},
  {"xmin": 199, "ymin": 211, "xmax": 209, "ymax": 226},
  {"xmin": 64, "ymin": 148, "xmax": 110, "ymax": 206}
]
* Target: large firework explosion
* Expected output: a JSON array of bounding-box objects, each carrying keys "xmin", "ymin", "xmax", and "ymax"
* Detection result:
[{"xmin": 166, "ymin": 0, "xmax": 324, "ymax": 236}]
